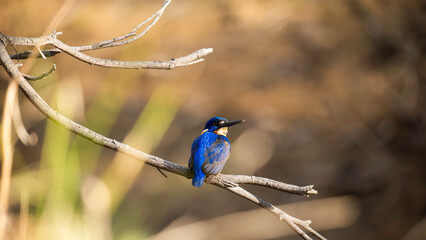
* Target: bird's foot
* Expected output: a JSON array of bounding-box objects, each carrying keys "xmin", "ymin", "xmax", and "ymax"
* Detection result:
[
  {"xmin": 205, "ymin": 175, "xmax": 216, "ymax": 184},
  {"xmin": 206, "ymin": 174, "xmax": 239, "ymax": 187}
]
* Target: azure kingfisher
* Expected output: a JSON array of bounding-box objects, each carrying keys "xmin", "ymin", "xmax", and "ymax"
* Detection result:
[{"xmin": 188, "ymin": 117, "xmax": 245, "ymax": 187}]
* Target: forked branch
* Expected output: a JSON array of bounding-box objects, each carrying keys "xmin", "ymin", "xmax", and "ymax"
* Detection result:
[
  {"xmin": 0, "ymin": 1, "xmax": 326, "ymax": 238},
  {"xmin": 0, "ymin": 43, "xmax": 325, "ymax": 240},
  {"xmin": 9, "ymin": 0, "xmax": 172, "ymax": 60},
  {"xmin": 1, "ymin": 31, "xmax": 213, "ymax": 70}
]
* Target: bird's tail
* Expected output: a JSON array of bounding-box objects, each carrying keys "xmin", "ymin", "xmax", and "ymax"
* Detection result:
[{"xmin": 192, "ymin": 170, "xmax": 205, "ymax": 187}]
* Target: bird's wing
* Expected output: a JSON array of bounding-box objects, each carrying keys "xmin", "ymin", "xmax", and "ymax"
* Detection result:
[
  {"xmin": 202, "ymin": 137, "xmax": 231, "ymax": 175},
  {"xmin": 188, "ymin": 135, "xmax": 200, "ymax": 169}
]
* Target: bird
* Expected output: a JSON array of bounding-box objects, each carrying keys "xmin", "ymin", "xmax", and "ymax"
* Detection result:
[{"xmin": 188, "ymin": 116, "xmax": 245, "ymax": 187}]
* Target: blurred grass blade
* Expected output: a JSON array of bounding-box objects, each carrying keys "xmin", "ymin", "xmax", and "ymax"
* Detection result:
[{"xmin": 0, "ymin": 81, "xmax": 18, "ymax": 239}]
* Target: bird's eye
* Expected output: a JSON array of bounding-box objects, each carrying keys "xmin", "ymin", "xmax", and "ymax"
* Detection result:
[{"xmin": 214, "ymin": 121, "xmax": 220, "ymax": 127}]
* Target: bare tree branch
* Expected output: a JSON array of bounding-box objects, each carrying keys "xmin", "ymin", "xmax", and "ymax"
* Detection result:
[
  {"xmin": 0, "ymin": 42, "xmax": 325, "ymax": 240},
  {"xmin": 2, "ymin": 0, "xmax": 212, "ymax": 69},
  {"xmin": 221, "ymin": 185, "xmax": 324, "ymax": 240},
  {"xmin": 90, "ymin": 0, "xmax": 172, "ymax": 50},
  {"xmin": 9, "ymin": 0, "xmax": 172, "ymax": 60},
  {"xmin": 1, "ymin": 31, "xmax": 213, "ymax": 70},
  {"xmin": 213, "ymin": 174, "xmax": 317, "ymax": 196},
  {"xmin": 0, "ymin": 1, "xmax": 326, "ymax": 238}
]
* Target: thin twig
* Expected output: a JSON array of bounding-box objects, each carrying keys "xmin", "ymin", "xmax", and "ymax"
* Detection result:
[
  {"xmin": 92, "ymin": 0, "xmax": 172, "ymax": 49},
  {"xmin": 156, "ymin": 167, "xmax": 168, "ymax": 178},
  {"xmin": 35, "ymin": 46, "xmax": 46, "ymax": 59},
  {"xmin": 22, "ymin": 64, "xmax": 56, "ymax": 81},
  {"xmin": 8, "ymin": 0, "xmax": 172, "ymax": 60},
  {"xmin": 12, "ymin": 95, "xmax": 38, "ymax": 146}
]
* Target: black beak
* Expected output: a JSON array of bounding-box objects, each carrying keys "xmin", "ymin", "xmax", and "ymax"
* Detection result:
[{"xmin": 220, "ymin": 119, "xmax": 246, "ymax": 128}]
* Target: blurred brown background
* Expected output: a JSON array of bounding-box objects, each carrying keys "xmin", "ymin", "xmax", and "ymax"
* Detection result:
[{"xmin": 1, "ymin": 0, "xmax": 425, "ymax": 239}]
